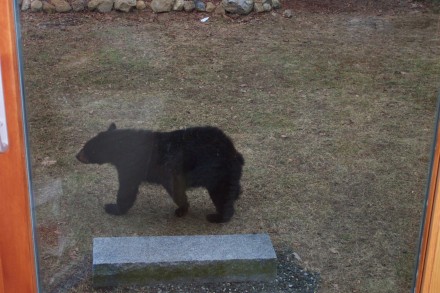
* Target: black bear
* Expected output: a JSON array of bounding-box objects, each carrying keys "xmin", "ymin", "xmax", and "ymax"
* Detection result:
[{"xmin": 76, "ymin": 123, "xmax": 244, "ymax": 223}]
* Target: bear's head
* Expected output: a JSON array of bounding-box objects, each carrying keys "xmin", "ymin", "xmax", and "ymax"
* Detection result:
[{"xmin": 76, "ymin": 123, "xmax": 117, "ymax": 165}]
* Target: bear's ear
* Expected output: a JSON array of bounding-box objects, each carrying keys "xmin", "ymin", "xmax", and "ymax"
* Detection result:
[{"xmin": 108, "ymin": 123, "xmax": 117, "ymax": 131}]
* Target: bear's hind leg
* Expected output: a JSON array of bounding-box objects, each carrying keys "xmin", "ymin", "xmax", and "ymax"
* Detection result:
[
  {"xmin": 207, "ymin": 184, "xmax": 236, "ymax": 223},
  {"xmin": 163, "ymin": 174, "xmax": 189, "ymax": 217}
]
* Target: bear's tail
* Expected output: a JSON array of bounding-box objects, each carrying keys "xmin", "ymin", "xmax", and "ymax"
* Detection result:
[{"xmin": 235, "ymin": 152, "xmax": 245, "ymax": 166}]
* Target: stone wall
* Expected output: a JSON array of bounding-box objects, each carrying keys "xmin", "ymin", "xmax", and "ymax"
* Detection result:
[{"xmin": 19, "ymin": 0, "xmax": 283, "ymax": 15}]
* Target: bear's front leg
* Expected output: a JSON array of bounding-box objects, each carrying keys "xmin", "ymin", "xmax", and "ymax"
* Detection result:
[{"xmin": 105, "ymin": 178, "xmax": 140, "ymax": 216}]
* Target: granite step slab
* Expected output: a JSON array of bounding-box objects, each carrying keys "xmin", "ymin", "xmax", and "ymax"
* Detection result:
[{"xmin": 93, "ymin": 233, "xmax": 277, "ymax": 287}]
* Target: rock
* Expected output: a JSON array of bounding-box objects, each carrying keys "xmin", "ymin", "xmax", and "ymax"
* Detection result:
[
  {"xmin": 213, "ymin": 4, "xmax": 225, "ymax": 15},
  {"xmin": 30, "ymin": 0, "xmax": 43, "ymax": 11},
  {"xmin": 206, "ymin": 1, "xmax": 215, "ymax": 12},
  {"xmin": 173, "ymin": 0, "xmax": 184, "ymax": 10},
  {"xmin": 51, "ymin": 0, "xmax": 72, "ymax": 12},
  {"xmin": 293, "ymin": 252, "xmax": 302, "ymax": 261},
  {"xmin": 254, "ymin": 0, "xmax": 270, "ymax": 12},
  {"xmin": 263, "ymin": 2, "xmax": 270, "ymax": 11},
  {"xmin": 21, "ymin": 0, "xmax": 31, "ymax": 11},
  {"xmin": 254, "ymin": 2, "xmax": 263, "ymax": 12},
  {"xmin": 283, "ymin": 9, "xmax": 293, "ymax": 18},
  {"xmin": 195, "ymin": 0, "xmax": 205, "ymax": 11},
  {"xmin": 271, "ymin": 0, "xmax": 280, "ymax": 9},
  {"xmin": 151, "ymin": 0, "xmax": 174, "ymax": 12},
  {"xmin": 97, "ymin": 0, "xmax": 114, "ymax": 12},
  {"xmin": 136, "ymin": 0, "xmax": 146, "ymax": 9},
  {"xmin": 42, "ymin": 1, "xmax": 56, "ymax": 12},
  {"xmin": 88, "ymin": 0, "xmax": 99, "ymax": 9},
  {"xmin": 222, "ymin": 0, "xmax": 254, "ymax": 15},
  {"xmin": 88, "ymin": 0, "xmax": 114, "ymax": 12},
  {"xmin": 71, "ymin": 0, "xmax": 85, "ymax": 11},
  {"xmin": 183, "ymin": 0, "xmax": 194, "ymax": 11},
  {"xmin": 115, "ymin": 0, "xmax": 136, "ymax": 11}
]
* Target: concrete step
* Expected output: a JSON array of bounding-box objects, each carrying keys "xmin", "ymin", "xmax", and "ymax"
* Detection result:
[{"xmin": 93, "ymin": 233, "xmax": 277, "ymax": 287}]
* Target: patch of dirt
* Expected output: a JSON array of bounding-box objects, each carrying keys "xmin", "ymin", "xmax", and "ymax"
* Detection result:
[
  {"xmin": 38, "ymin": 223, "xmax": 61, "ymax": 247},
  {"xmin": 21, "ymin": 2, "xmax": 440, "ymax": 293}
]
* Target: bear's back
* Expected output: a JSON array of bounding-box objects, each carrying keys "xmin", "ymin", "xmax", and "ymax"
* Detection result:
[
  {"xmin": 153, "ymin": 126, "xmax": 242, "ymax": 188},
  {"xmin": 156, "ymin": 126, "xmax": 238, "ymax": 160}
]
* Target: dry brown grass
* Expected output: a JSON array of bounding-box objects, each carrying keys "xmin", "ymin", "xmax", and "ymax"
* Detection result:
[{"xmin": 21, "ymin": 9, "xmax": 440, "ymax": 293}]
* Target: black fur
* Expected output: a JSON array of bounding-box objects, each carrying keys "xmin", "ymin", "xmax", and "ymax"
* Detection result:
[{"xmin": 76, "ymin": 123, "xmax": 244, "ymax": 223}]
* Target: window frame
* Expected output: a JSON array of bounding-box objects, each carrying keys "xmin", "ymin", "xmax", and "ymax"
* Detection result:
[
  {"xmin": 0, "ymin": 0, "xmax": 39, "ymax": 292},
  {"xmin": 0, "ymin": 1, "xmax": 438, "ymax": 292}
]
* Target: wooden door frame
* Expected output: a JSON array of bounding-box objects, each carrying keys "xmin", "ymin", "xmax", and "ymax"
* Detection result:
[
  {"xmin": 413, "ymin": 94, "xmax": 440, "ymax": 292},
  {"xmin": 0, "ymin": 0, "xmax": 39, "ymax": 292}
]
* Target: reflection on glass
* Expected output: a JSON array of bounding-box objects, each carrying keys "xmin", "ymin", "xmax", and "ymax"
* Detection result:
[
  {"xmin": 76, "ymin": 123, "xmax": 244, "ymax": 223},
  {"xmin": 20, "ymin": 6, "xmax": 440, "ymax": 293}
]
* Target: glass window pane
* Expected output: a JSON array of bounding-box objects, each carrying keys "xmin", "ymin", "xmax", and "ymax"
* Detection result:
[{"xmin": 20, "ymin": 5, "xmax": 440, "ymax": 292}]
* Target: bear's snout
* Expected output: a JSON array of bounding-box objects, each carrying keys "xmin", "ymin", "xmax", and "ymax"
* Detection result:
[{"xmin": 76, "ymin": 149, "xmax": 90, "ymax": 164}]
